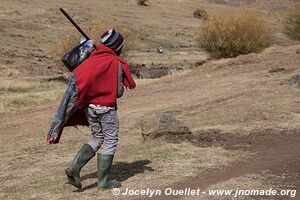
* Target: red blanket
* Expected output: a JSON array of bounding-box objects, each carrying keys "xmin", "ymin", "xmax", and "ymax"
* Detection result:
[
  {"xmin": 74, "ymin": 43, "xmax": 136, "ymax": 109},
  {"xmin": 46, "ymin": 43, "xmax": 136, "ymax": 144}
]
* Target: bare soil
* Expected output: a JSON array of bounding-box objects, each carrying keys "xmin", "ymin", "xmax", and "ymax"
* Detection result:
[{"xmin": 152, "ymin": 129, "xmax": 300, "ymax": 200}]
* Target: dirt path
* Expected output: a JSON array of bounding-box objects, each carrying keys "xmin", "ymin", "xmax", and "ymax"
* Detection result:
[{"xmin": 151, "ymin": 130, "xmax": 300, "ymax": 200}]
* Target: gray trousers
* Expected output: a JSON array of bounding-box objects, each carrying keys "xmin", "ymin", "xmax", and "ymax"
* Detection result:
[{"xmin": 85, "ymin": 107, "xmax": 119, "ymax": 155}]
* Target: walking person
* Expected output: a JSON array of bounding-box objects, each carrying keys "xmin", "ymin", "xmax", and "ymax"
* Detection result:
[{"xmin": 47, "ymin": 29, "xmax": 136, "ymax": 189}]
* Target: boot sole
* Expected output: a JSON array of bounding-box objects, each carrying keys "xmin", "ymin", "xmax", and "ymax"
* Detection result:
[
  {"xmin": 65, "ymin": 168, "xmax": 82, "ymax": 189},
  {"xmin": 98, "ymin": 180, "xmax": 121, "ymax": 190}
]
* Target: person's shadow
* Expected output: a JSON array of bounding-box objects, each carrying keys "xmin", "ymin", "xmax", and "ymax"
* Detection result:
[{"xmin": 74, "ymin": 159, "xmax": 154, "ymax": 192}]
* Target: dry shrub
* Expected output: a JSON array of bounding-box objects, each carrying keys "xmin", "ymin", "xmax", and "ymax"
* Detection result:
[
  {"xmin": 285, "ymin": 5, "xmax": 300, "ymax": 40},
  {"xmin": 52, "ymin": 21, "xmax": 136, "ymax": 69},
  {"xmin": 193, "ymin": 8, "xmax": 208, "ymax": 20},
  {"xmin": 196, "ymin": 8, "xmax": 271, "ymax": 58}
]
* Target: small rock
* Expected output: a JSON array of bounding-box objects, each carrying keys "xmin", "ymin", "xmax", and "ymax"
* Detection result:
[
  {"xmin": 137, "ymin": 0, "xmax": 149, "ymax": 6},
  {"xmin": 296, "ymin": 49, "xmax": 300, "ymax": 54},
  {"xmin": 268, "ymin": 67, "xmax": 286, "ymax": 73},
  {"xmin": 178, "ymin": 45, "xmax": 191, "ymax": 48},
  {"xmin": 193, "ymin": 8, "xmax": 208, "ymax": 20},
  {"xmin": 5, "ymin": 60, "xmax": 15, "ymax": 64},
  {"xmin": 9, "ymin": 34, "xmax": 25, "ymax": 38},
  {"xmin": 195, "ymin": 60, "xmax": 206, "ymax": 67},
  {"xmin": 131, "ymin": 66, "xmax": 170, "ymax": 79},
  {"xmin": 289, "ymin": 74, "xmax": 300, "ymax": 88},
  {"xmin": 141, "ymin": 112, "xmax": 190, "ymax": 140},
  {"xmin": 157, "ymin": 46, "xmax": 164, "ymax": 54}
]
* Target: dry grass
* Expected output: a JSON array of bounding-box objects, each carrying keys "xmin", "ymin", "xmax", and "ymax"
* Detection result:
[
  {"xmin": 52, "ymin": 21, "xmax": 136, "ymax": 69},
  {"xmin": 0, "ymin": 80, "xmax": 62, "ymax": 93},
  {"xmin": 196, "ymin": 8, "xmax": 271, "ymax": 58},
  {"xmin": 0, "ymin": 80, "xmax": 65, "ymax": 113},
  {"xmin": 285, "ymin": 5, "xmax": 300, "ymax": 40}
]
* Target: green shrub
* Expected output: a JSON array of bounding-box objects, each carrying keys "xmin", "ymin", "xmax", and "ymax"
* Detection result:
[
  {"xmin": 285, "ymin": 5, "xmax": 300, "ymax": 40},
  {"xmin": 196, "ymin": 8, "xmax": 271, "ymax": 58}
]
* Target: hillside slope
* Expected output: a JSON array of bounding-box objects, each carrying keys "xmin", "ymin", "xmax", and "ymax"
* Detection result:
[{"xmin": 1, "ymin": 44, "xmax": 299, "ymax": 199}]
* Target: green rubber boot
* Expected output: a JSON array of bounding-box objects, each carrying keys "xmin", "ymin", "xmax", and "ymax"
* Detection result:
[
  {"xmin": 65, "ymin": 144, "xmax": 95, "ymax": 188},
  {"xmin": 97, "ymin": 154, "xmax": 121, "ymax": 189}
]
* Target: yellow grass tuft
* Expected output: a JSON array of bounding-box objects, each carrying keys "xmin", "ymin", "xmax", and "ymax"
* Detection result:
[{"xmin": 196, "ymin": 8, "xmax": 271, "ymax": 58}]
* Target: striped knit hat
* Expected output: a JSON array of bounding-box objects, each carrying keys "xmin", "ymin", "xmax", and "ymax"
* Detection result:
[{"xmin": 100, "ymin": 29, "xmax": 124, "ymax": 52}]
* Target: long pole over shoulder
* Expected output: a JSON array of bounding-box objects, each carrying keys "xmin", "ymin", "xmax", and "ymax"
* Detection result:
[{"xmin": 59, "ymin": 8, "xmax": 97, "ymax": 49}]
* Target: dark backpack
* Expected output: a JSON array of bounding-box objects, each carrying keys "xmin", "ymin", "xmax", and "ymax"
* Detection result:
[{"xmin": 62, "ymin": 40, "xmax": 94, "ymax": 72}]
